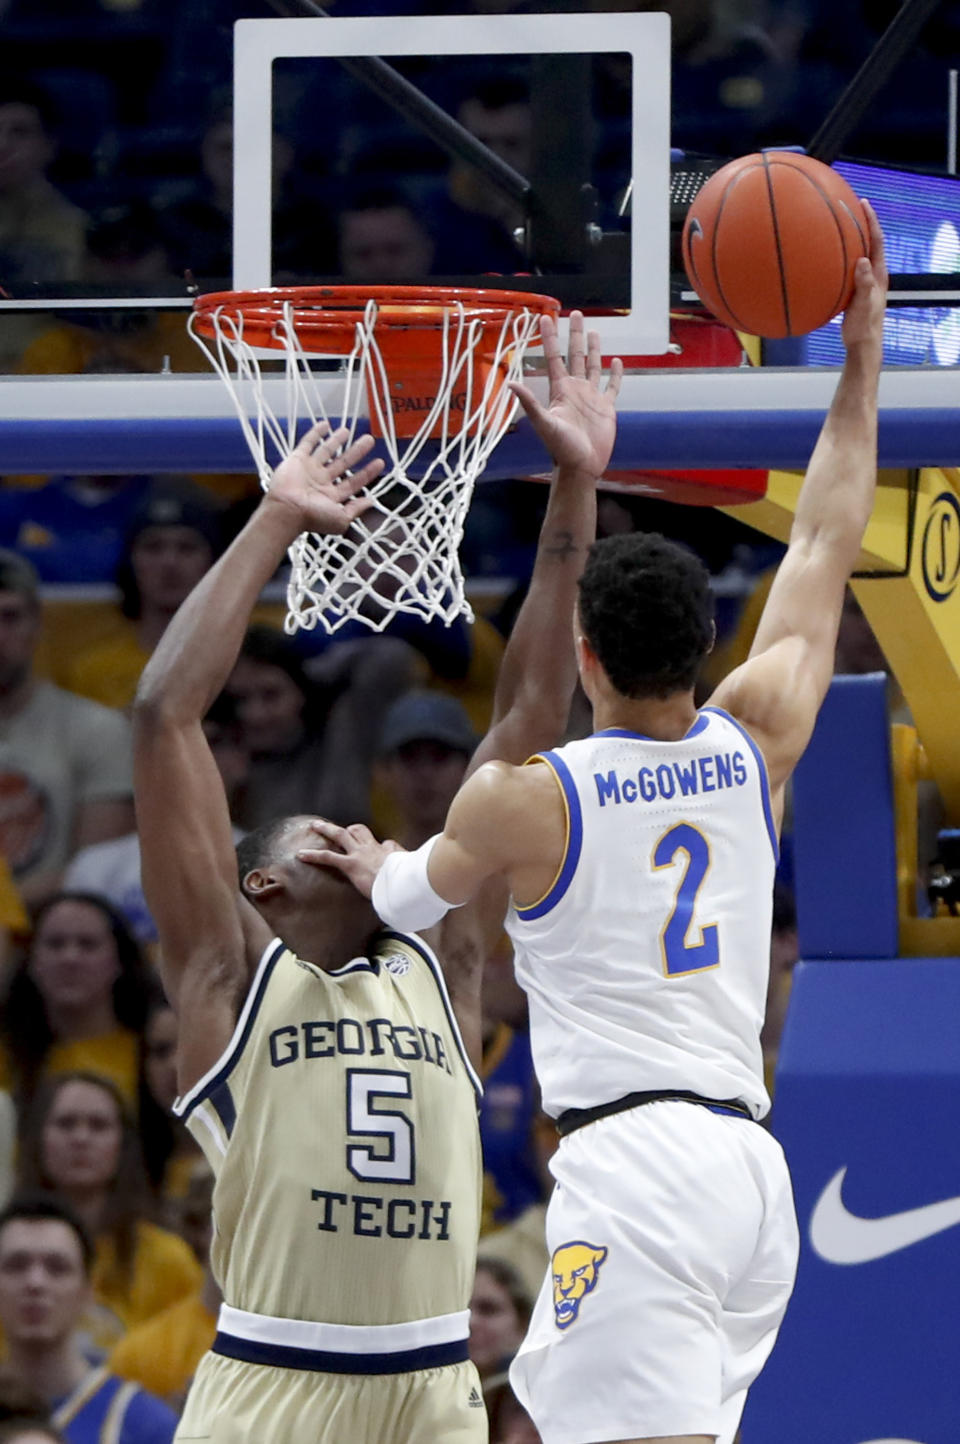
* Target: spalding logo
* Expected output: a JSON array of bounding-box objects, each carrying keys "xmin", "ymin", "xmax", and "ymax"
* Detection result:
[{"xmin": 551, "ymin": 1240, "xmax": 608, "ymax": 1329}]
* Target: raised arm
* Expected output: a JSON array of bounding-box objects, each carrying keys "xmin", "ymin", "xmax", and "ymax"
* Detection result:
[
  {"xmin": 303, "ymin": 316, "xmax": 621, "ymax": 935},
  {"xmin": 133, "ymin": 425, "xmax": 382, "ymax": 1090},
  {"xmin": 709, "ymin": 201, "xmax": 888, "ymax": 794},
  {"xmin": 468, "ymin": 311, "xmax": 622, "ymax": 776}
]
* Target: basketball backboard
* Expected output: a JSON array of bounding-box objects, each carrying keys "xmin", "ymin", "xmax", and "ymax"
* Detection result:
[{"xmin": 231, "ymin": 12, "xmax": 671, "ymax": 359}]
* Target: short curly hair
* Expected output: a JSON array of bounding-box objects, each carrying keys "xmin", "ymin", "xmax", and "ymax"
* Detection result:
[{"xmin": 577, "ymin": 532, "xmax": 714, "ymax": 698}]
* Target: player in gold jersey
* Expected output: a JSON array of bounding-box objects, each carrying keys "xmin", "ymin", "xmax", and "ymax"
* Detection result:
[{"xmin": 132, "ymin": 313, "xmax": 622, "ymax": 1444}]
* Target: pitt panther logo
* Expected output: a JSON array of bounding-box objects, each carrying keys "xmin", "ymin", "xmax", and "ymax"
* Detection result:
[{"xmin": 552, "ymin": 1241, "xmax": 608, "ymax": 1329}]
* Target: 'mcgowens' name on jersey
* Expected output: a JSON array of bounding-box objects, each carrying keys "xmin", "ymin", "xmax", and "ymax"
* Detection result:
[{"xmin": 594, "ymin": 751, "xmax": 748, "ymax": 807}]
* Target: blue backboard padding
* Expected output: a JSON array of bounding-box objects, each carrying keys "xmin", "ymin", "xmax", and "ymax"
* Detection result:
[
  {"xmin": 742, "ymin": 958, "xmax": 960, "ymax": 1444},
  {"xmin": 792, "ymin": 674, "xmax": 898, "ymax": 959},
  {"xmin": 3, "ymin": 407, "xmax": 960, "ymax": 473}
]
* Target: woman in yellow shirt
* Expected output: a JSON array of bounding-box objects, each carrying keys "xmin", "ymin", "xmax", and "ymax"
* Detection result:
[
  {"xmin": 0, "ymin": 893, "xmax": 152, "ymax": 1112},
  {"xmin": 16, "ymin": 1071, "xmax": 202, "ymax": 1359}
]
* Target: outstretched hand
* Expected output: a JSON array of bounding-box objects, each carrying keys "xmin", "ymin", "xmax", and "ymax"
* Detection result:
[
  {"xmin": 510, "ymin": 310, "xmax": 623, "ymax": 478},
  {"xmin": 266, "ymin": 421, "xmax": 385, "ymax": 536},
  {"xmin": 842, "ymin": 199, "xmax": 887, "ymax": 352},
  {"xmin": 296, "ymin": 820, "xmax": 403, "ymax": 901}
]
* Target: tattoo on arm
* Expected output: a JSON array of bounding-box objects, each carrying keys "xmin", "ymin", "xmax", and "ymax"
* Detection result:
[{"xmin": 543, "ymin": 530, "xmax": 580, "ymax": 561}]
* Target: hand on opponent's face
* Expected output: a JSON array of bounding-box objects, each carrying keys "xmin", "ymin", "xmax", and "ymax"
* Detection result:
[{"xmin": 297, "ymin": 820, "xmax": 403, "ymax": 901}]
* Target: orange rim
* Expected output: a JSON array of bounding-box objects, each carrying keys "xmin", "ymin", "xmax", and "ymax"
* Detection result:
[{"xmin": 191, "ymin": 284, "xmax": 561, "ymax": 352}]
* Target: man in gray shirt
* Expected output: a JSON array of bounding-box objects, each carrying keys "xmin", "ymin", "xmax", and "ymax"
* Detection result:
[{"xmin": 0, "ymin": 551, "xmax": 134, "ymax": 908}]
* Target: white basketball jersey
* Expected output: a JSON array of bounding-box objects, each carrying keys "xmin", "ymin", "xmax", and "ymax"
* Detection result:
[{"xmin": 504, "ymin": 708, "xmax": 778, "ymax": 1120}]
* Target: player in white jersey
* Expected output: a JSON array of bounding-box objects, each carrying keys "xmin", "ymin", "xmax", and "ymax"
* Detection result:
[
  {"xmin": 132, "ymin": 313, "xmax": 622, "ymax": 1444},
  {"xmin": 309, "ymin": 203, "xmax": 888, "ymax": 1444}
]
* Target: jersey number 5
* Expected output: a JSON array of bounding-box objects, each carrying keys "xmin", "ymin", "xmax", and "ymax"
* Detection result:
[
  {"xmin": 346, "ymin": 1069, "xmax": 415, "ymax": 1184},
  {"xmin": 652, "ymin": 823, "xmax": 719, "ymax": 976}
]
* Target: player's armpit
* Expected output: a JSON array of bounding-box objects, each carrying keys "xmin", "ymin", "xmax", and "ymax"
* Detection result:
[{"xmin": 708, "ymin": 634, "xmax": 824, "ymax": 794}]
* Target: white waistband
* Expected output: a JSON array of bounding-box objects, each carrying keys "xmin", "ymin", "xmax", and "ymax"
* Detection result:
[{"xmin": 217, "ymin": 1303, "xmax": 470, "ymax": 1355}]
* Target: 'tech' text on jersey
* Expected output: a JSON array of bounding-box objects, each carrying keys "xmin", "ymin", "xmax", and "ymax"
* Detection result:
[
  {"xmin": 504, "ymin": 710, "xmax": 777, "ymax": 1121},
  {"xmin": 173, "ymin": 931, "xmax": 481, "ymax": 1344}
]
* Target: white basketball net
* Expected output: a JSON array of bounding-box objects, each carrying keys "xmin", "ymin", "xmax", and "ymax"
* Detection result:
[{"xmin": 189, "ymin": 295, "xmax": 544, "ymax": 634}]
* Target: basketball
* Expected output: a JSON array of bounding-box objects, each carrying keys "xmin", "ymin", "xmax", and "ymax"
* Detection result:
[{"xmin": 681, "ymin": 152, "xmax": 870, "ymax": 339}]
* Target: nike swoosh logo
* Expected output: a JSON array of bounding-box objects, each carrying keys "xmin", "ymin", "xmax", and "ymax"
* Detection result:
[{"xmin": 810, "ymin": 1166, "xmax": 960, "ymax": 1265}]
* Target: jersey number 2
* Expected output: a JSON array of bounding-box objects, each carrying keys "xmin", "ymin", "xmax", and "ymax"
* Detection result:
[
  {"xmin": 653, "ymin": 823, "xmax": 719, "ymax": 975},
  {"xmin": 346, "ymin": 1070, "xmax": 415, "ymax": 1184}
]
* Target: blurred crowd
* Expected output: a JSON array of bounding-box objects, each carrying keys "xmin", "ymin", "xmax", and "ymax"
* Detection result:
[
  {"xmin": 3, "ymin": 0, "xmax": 960, "ymax": 372},
  {"xmin": 0, "ymin": 0, "xmax": 940, "ymax": 1437}
]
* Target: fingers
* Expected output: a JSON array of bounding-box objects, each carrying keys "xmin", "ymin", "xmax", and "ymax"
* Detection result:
[
  {"xmin": 296, "ymin": 846, "xmax": 352, "ymax": 871},
  {"xmin": 604, "ymin": 355, "xmax": 624, "ymax": 401},
  {"xmin": 540, "ymin": 313, "xmax": 567, "ymax": 388},
  {"xmin": 585, "ymin": 327, "xmax": 602, "ymax": 386},
  {"xmin": 567, "ymin": 310, "xmax": 586, "ymax": 380},
  {"xmin": 507, "ymin": 378, "xmax": 544, "ymax": 421},
  {"xmin": 861, "ymin": 197, "xmax": 887, "ymax": 283}
]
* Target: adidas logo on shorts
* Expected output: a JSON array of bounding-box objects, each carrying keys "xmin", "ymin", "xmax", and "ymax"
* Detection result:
[{"xmin": 467, "ymin": 1387, "xmax": 484, "ymax": 1409}]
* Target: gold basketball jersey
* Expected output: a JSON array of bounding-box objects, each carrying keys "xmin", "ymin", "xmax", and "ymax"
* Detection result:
[{"xmin": 174, "ymin": 929, "xmax": 482, "ymax": 1370}]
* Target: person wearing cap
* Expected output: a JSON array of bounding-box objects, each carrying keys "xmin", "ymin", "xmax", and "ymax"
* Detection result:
[
  {"xmin": 377, "ymin": 690, "xmax": 479, "ymax": 850},
  {"xmin": 63, "ymin": 481, "xmax": 225, "ymax": 712},
  {"xmin": 0, "ymin": 550, "xmax": 134, "ymax": 910}
]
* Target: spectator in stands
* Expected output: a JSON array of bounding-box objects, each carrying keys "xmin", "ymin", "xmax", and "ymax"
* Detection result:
[
  {"xmin": 0, "ymin": 552, "xmax": 134, "ymax": 909},
  {"xmin": 0, "ymin": 893, "xmax": 152, "ymax": 1111},
  {"xmin": 108, "ymin": 1170, "xmax": 219, "ymax": 1413},
  {"xmin": 432, "ymin": 75, "xmax": 532, "ymax": 274},
  {"xmin": 17, "ymin": 217, "xmax": 197, "ymax": 378},
  {"xmin": 228, "ymin": 623, "xmax": 413, "ymax": 829},
  {"xmin": 0, "ymin": 79, "xmax": 87, "ymax": 290},
  {"xmin": 376, "ymin": 689, "xmax": 478, "ymax": 846},
  {"xmin": 64, "ymin": 481, "xmax": 224, "ymax": 711},
  {"xmin": 64, "ymin": 699, "xmax": 248, "ymax": 950},
  {"xmin": 156, "ymin": 103, "xmax": 333, "ymax": 286},
  {"xmin": 0, "ymin": 475, "xmax": 152, "ymax": 587},
  {"xmin": 337, "ymin": 184, "xmax": 436, "ymax": 282},
  {"xmin": 469, "ymin": 1257, "xmax": 531, "ymax": 1386},
  {"xmin": 137, "ymin": 995, "xmax": 204, "ymax": 1210},
  {"xmin": 16, "ymin": 1074, "xmax": 202, "ymax": 1358},
  {"xmin": 486, "ymin": 1377, "xmax": 542, "ymax": 1444},
  {"xmin": 0, "ymin": 1195, "xmax": 177, "ymax": 1442}
]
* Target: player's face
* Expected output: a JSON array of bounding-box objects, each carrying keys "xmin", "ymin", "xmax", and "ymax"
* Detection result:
[
  {"xmin": 0, "ymin": 589, "xmax": 40, "ymax": 690},
  {"xmin": 131, "ymin": 525, "xmax": 214, "ymax": 614},
  {"xmin": 41, "ymin": 1080, "xmax": 124, "ymax": 1193},
  {"xmin": 143, "ymin": 1005, "xmax": 179, "ymax": 1113},
  {"xmin": 29, "ymin": 899, "xmax": 121, "ymax": 1016},
  {"xmin": 227, "ymin": 658, "xmax": 306, "ymax": 756},
  {"xmin": 0, "ymin": 1219, "xmax": 88, "ymax": 1347},
  {"xmin": 469, "ymin": 1267, "xmax": 526, "ymax": 1376}
]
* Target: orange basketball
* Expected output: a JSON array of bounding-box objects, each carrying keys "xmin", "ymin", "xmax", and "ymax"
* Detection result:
[{"xmin": 681, "ymin": 152, "xmax": 870, "ymax": 339}]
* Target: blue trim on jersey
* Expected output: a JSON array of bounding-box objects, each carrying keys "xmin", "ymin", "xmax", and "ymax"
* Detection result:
[
  {"xmin": 208, "ymin": 1079, "xmax": 237, "ymax": 1140},
  {"xmin": 596, "ymin": 714, "xmax": 710, "ymax": 743},
  {"xmin": 378, "ymin": 929, "xmax": 483, "ymax": 1101},
  {"xmin": 173, "ymin": 938, "xmax": 286, "ymax": 1121},
  {"xmin": 701, "ymin": 706, "xmax": 780, "ymax": 862},
  {"xmin": 515, "ymin": 750, "xmax": 583, "ymax": 921},
  {"xmin": 212, "ymin": 1329, "xmax": 469, "ymax": 1375},
  {"xmin": 330, "ymin": 957, "xmax": 380, "ymax": 978}
]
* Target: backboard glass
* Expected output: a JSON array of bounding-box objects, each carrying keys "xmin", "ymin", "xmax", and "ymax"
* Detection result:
[{"xmin": 231, "ymin": 12, "xmax": 671, "ymax": 358}]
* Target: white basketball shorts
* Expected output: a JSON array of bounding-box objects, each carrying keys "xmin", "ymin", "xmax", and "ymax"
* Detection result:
[{"xmin": 510, "ymin": 1099, "xmax": 799, "ymax": 1444}]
